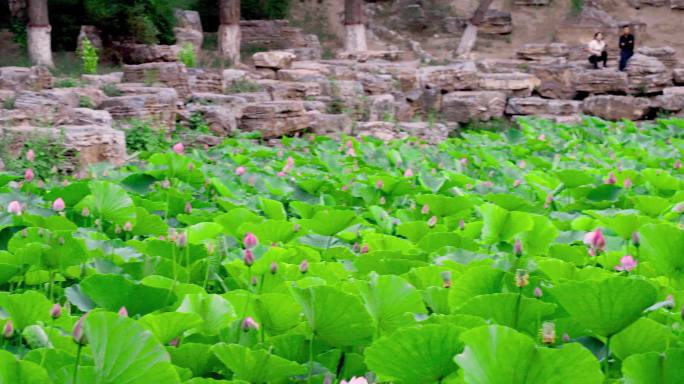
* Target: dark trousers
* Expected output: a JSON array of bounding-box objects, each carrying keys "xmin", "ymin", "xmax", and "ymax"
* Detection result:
[
  {"xmin": 589, "ymin": 51, "xmax": 608, "ymax": 68},
  {"xmin": 619, "ymin": 50, "xmax": 633, "ymax": 71}
]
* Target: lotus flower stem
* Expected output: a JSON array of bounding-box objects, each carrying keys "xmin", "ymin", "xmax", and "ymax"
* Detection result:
[
  {"xmin": 308, "ymin": 333, "xmax": 315, "ymax": 383},
  {"xmin": 602, "ymin": 336, "xmax": 611, "ymax": 375},
  {"xmin": 73, "ymin": 343, "xmax": 83, "ymax": 384}
]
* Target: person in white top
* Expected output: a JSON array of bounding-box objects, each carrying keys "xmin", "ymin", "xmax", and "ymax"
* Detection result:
[{"xmin": 587, "ymin": 32, "xmax": 608, "ymax": 69}]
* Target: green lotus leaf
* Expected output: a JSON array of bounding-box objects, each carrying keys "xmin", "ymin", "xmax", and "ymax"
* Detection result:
[
  {"xmin": 176, "ymin": 293, "xmax": 237, "ymax": 336},
  {"xmin": 80, "ymin": 274, "xmax": 176, "ymax": 316},
  {"xmin": 357, "ymin": 274, "xmax": 426, "ymax": 335},
  {"xmin": 622, "ymin": 349, "xmax": 684, "ymax": 384},
  {"xmin": 211, "ymin": 343, "xmax": 305, "ymax": 382},
  {"xmin": 457, "ymin": 293, "xmax": 557, "ymax": 336},
  {"xmin": 0, "ymin": 349, "xmax": 51, "ymax": 384},
  {"xmin": 138, "ymin": 312, "xmax": 204, "ymax": 344}
]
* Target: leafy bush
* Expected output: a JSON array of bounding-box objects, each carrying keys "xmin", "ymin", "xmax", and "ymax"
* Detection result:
[
  {"xmin": 193, "ymin": 0, "xmax": 291, "ymax": 32},
  {"xmin": 2, "ymin": 97, "xmax": 15, "ymax": 110},
  {"xmin": 78, "ymin": 38, "xmax": 99, "ymax": 74},
  {"xmin": 124, "ymin": 119, "xmax": 168, "ymax": 153},
  {"xmin": 225, "ymin": 79, "xmax": 262, "ymax": 94},
  {"xmin": 54, "ymin": 78, "xmax": 79, "ymax": 88},
  {"xmin": 101, "ymin": 84, "xmax": 123, "ymax": 97},
  {"xmin": 79, "ymin": 96, "xmax": 95, "ymax": 108},
  {"xmin": 0, "ymin": 130, "xmax": 70, "ymax": 175},
  {"xmin": 178, "ymin": 43, "xmax": 197, "ymax": 68}
]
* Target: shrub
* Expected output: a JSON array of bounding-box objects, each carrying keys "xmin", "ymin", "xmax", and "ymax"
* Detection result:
[
  {"xmin": 54, "ymin": 78, "xmax": 79, "ymax": 88},
  {"xmin": 571, "ymin": 0, "xmax": 584, "ymax": 15},
  {"xmin": 179, "ymin": 43, "xmax": 197, "ymax": 68},
  {"xmin": 0, "ymin": 130, "xmax": 70, "ymax": 176},
  {"xmin": 2, "ymin": 97, "xmax": 16, "ymax": 110},
  {"xmin": 124, "ymin": 119, "xmax": 167, "ymax": 153},
  {"xmin": 101, "ymin": 84, "xmax": 123, "ymax": 97},
  {"xmin": 79, "ymin": 96, "xmax": 94, "ymax": 108},
  {"xmin": 225, "ymin": 80, "xmax": 262, "ymax": 94},
  {"xmin": 79, "ymin": 38, "xmax": 99, "ymax": 75}
]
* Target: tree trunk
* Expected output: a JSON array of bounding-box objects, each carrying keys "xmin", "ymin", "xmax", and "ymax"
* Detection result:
[
  {"xmin": 344, "ymin": 0, "xmax": 367, "ymax": 52},
  {"xmin": 27, "ymin": 0, "xmax": 53, "ymax": 68},
  {"xmin": 218, "ymin": 0, "xmax": 240, "ymax": 64},
  {"xmin": 455, "ymin": 0, "xmax": 494, "ymax": 58}
]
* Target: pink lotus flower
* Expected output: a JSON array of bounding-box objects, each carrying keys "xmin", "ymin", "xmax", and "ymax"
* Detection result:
[
  {"xmin": 583, "ymin": 229, "xmax": 606, "ymax": 251},
  {"xmin": 514, "ymin": 239, "xmax": 523, "ymax": 256},
  {"xmin": 341, "ymin": 377, "xmax": 368, "ymax": 384},
  {"xmin": 123, "ymin": 222, "xmax": 133, "ymax": 232},
  {"xmin": 404, "ymin": 168, "xmax": 414, "ymax": 177},
  {"xmin": 26, "ymin": 149, "xmax": 35, "ymax": 162},
  {"xmin": 72, "ymin": 313, "xmax": 88, "ymax": 344},
  {"xmin": 459, "ymin": 158, "xmax": 468, "ymax": 166},
  {"xmin": 538, "ymin": 134, "xmax": 546, "ymax": 141},
  {"xmin": 7, "ymin": 201, "xmax": 22, "ymax": 215},
  {"xmin": 427, "ymin": 216, "xmax": 438, "ymax": 227},
  {"xmin": 172, "ymin": 142, "xmax": 184, "ymax": 155},
  {"xmin": 235, "ymin": 166, "xmax": 246, "ymax": 176},
  {"xmin": 24, "ymin": 168, "xmax": 34, "ymax": 182},
  {"xmin": 299, "ymin": 259, "xmax": 309, "ymax": 273},
  {"xmin": 3, "ymin": 320, "xmax": 13, "ymax": 338},
  {"xmin": 623, "ymin": 178, "xmax": 632, "ymax": 189},
  {"xmin": 243, "ymin": 249, "xmax": 255, "ymax": 267},
  {"xmin": 347, "ymin": 148, "xmax": 356, "ymax": 157},
  {"xmin": 50, "ymin": 304, "xmax": 62, "ymax": 319},
  {"xmin": 176, "ymin": 232, "xmax": 187, "ymax": 248},
  {"xmin": 118, "ymin": 306, "xmax": 128, "ymax": 317},
  {"xmin": 534, "ymin": 287, "xmax": 543, "ymax": 298},
  {"xmin": 184, "ymin": 202, "xmax": 192, "ymax": 214},
  {"xmin": 615, "ymin": 255, "xmax": 637, "ymax": 272},
  {"xmin": 241, "ymin": 317, "xmax": 259, "ymax": 331},
  {"xmin": 375, "ymin": 180, "xmax": 384, "ymax": 190},
  {"xmin": 605, "ymin": 172, "xmax": 617, "ymax": 185},
  {"xmin": 513, "ymin": 179, "xmax": 522, "ymax": 188},
  {"xmin": 243, "ymin": 232, "xmax": 258, "ymax": 249},
  {"xmin": 360, "ymin": 244, "xmax": 369, "ymax": 254},
  {"xmin": 421, "ymin": 204, "xmax": 430, "ymax": 215},
  {"xmin": 169, "ymin": 337, "xmax": 179, "ymax": 347},
  {"xmin": 459, "ymin": 219, "xmax": 465, "ymax": 231},
  {"xmin": 52, "ymin": 198, "xmax": 65, "ymax": 212}
]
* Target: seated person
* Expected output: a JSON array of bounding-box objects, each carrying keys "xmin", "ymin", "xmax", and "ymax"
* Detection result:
[{"xmin": 588, "ymin": 32, "xmax": 608, "ymax": 69}]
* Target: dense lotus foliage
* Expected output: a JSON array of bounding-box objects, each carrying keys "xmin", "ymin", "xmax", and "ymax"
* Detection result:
[{"xmin": 2, "ymin": 117, "xmax": 684, "ymax": 383}]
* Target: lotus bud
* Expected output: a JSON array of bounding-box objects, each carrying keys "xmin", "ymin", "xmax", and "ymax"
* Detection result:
[
  {"xmin": 347, "ymin": 147, "xmax": 356, "ymax": 157},
  {"xmin": 665, "ymin": 294, "xmax": 675, "ymax": 309},
  {"xmin": 123, "ymin": 222, "xmax": 133, "ymax": 232},
  {"xmin": 62, "ymin": 180, "xmax": 69, "ymax": 187},
  {"xmin": 24, "ymin": 168, "xmax": 34, "ymax": 182},
  {"xmin": 241, "ymin": 317, "xmax": 259, "ymax": 331},
  {"xmin": 50, "ymin": 304, "xmax": 62, "ymax": 319},
  {"xmin": 583, "ymin": 229, "xmax": 606, "ymax": 251},
  {"xmin": 270, "ymin": 262, "xmax": 278, "ymax": 275},
  {"xmin": 243, "ymin": 232, "xmax": 258, "ymax": 249},
  {"xmin": 427, "ymin": 216, "xmax": 438, "ymax": 227},
  {"xmin": 293, "ymin": 224, "xmax": 300, "ymax": 232},
  {"xmin": 360, "ymin": 244, "xmax": 369, "ymax": 254},
  {"xmin": 632, "ymin": 232, "xmax": 640, "ymax": 247},
  {"xmin": 605, "ymin": 172, "xmax": 617, "ymax": 185},
  {"xmin": 176, "ymin": 232, "xmax": 187, "ymax": 248},
  {"xmin": 161, "ymin": 179, "xmax": 170, "ymax": 189},
  {"xmin": 515, "ymin": 269, "xmax": 529, "ymax": 288},
  {"xmin": 37, "ymin": 180, "xmax": 44, "ymax": 188},
  {"xmin": 538, "ymin": 134, "xmax": 546, "ymax": 141},
  {"xmin": 623, "ymin": 178, "xmax": 632, "ymax": 189},
  {"xmin": 517, "ymin": 160, "xmax": 526, "ymax": 168},
  {"xmin": 404, "ymin": 168, "xmax": 414, "ymax": 177},
  {"xmin": 676, "ymin": 159, "xmax": 682, "ymax": 170},
  {"xmin": 2, "ymin": 320, "xmax": 13, "ymax": 338},
  {"xmin": 299, "ymin": 259, "xmax": 309, "ymax": 274},
  {"xmin": 674, "ymin": 203, "xmax": 684, "ymax": 213},
  {"xmin": 459, "ymin": 220, "xmax": 465, "ymax": 231},
  {"xmin": 52, "ymin": 198, "xmax": 65, "ymax": 212},
  {"xmin": 184, "ymin": 202, "xmax": 192, "ymax": 214},
  {"xmin": 172, "ymin": 142, "xmax": 184, "ymax": 155},
  {"xmin": 7, "ymin": 200, "xmax": 21, "ymax": 216},
  {"xmin": 379, "ymin": 196, "xmax": 386, "ymax": 205},
  {"xmin": 465, "ymin": 183, "xmax": 473, "ymax": 190},
  {"xmin": 21, "ymin": 229, "xmax": 27, "ymax": 238},
  {"xmin": 375, "ymin": 180, "xmax": 384, "ymax": 190},
  {"xmin": 118, "ymin": 307, "xmax": 128, "ymax": 317},
  {"xmin": 169, "ymin": 337, "xmax": 179, "ymax": 347},
  {"xmin": 421, "ymin": 204, "xmax": 430, "ymax": 215},
  {"xmin": 81, "ymin": 207, "xmax": 90, "ymax": 217},
  {"xmin": 26, "ymin": 149, "xmax": 35, "ymax": 162},
  {"xmin": 323, "ymin": 376, "xmax": 332, "ymax": 384},
  {"xmin": 615, "ymin": 255, "xmax": 637, "ymax": 272},
  {"xmin": 243, "ymin": 249, "xmax": 255, "ymax": 267},
  {"xmin": 277, "ymin": 171, "xmax": 286, "ymax": 177},
  {"xmin": 72, "ymin": 314, "xmax": 88, "ymax": 345},
  {"xmin": 248, "ymin": 176, "xmax": 256, "ymax": 186},
  {"xmin": 206, "ymin": 242, "xmax": 215, "ymax": 255},
  {"xmin": 514, "ymin": 239, "xmax": 523, "ymax": 257},
  {"xmin": 441, "ymin": 271, "xmax": 452, "ymax": 289},
  {"xmin": 187, "ymin": 162, "xmax": 194, "ymax": 172},
  {"xmin": 251, "ymin": 276, "xmax": 258, "ymax": 286},
  {"xmin": 534, "ymin": 287, "xmax": 543, "ymax": 298},
  {"xmin": 459, "ymin": 158, "xmax": 468, "ymax": 166},
  {"xmin": 543, "ymin": 194, "xmax": 553, "ymax": 209},
  {"xmin": 513, "ymin": 179, "xmax": 522, "ymax": 188},
  {"xmin": 563, "ymin": 333, "xmax": 570, "ymax": 343},
  {"xmin": 542, "ymin": 322, "xmax": 556, "ymax": 344}
]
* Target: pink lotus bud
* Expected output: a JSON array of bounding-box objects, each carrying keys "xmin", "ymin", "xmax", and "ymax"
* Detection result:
[
  {"xmin": 441, "ymin": 271, "xmax": 452, "ymax": 288},
  {"xmin": 517, "ymin": 160, "xmax": 526, "ymax": 169},
  {"xmin": 235, "ymin": 166, "xmax": 246, "ymax": 176},
  {"xmin": 404, "ymin": 168, "xmax": 414, "ymax": 177},
  {"xmin": 299, "ymin": 259, "xmax": 309, "ymax": 273},
  {"xmin": 50, "ymin": 304, "xmax": 62, "ymax": 319},
  {"xmin": 81, "ymin": 207, "xmax": 90, "ymax": 217},
  {"xmin": 161, "ymin": 179, "xmax": 170, "ymax": 189},
  {"xmin": 293, "ymin": 223, "xmax": 300, "ymax": 232},
  {"xmin": 248, "ymin": 176, "xmax": 256, "ymax": 186},
  {"xmin": 62, "ymin": 180, "xmax": 69, "ymax": 187},
  {"xmin": 534, "ymin": 286, "xmax": 543, "ymax": 298},
  {"xmin": 674, "ymin": 203, "xmax": 684, "ymax": 213},
  {"xmin": 675, "ymin": 159, "xmax": 682, "ymax": 170},
  {"xmin": 541, "ymin": 321, "xmax": 556, "ymax": 344},
  {"xmin": 24, "ymin": 168, "xmax": 34, "ymax": 182},
  {"xmin": 341, "ymin": 185, "xmax": 348, "ymax": 191},
  {"xmin": 323, "ymin": 376, "xmax": 333, "ymax": 384},
  {"xmin": 123, "ymin": 222, "xmax": 133, "ymax": 232},
  {"xmin": 169, "ymin": 337, "xmax": 179, "ymax": 347},
  {"xmin": 270, "ymin": 262, "xmax": 278, "ymax": 274},
  {"xmin": 538, "ymin": 134, "xmax": 546, "ymax": 141},
  {"xmin": 277, "ymin": 171, "xmax": 286, "ymax": 177},
  {"xmin": 375, "ymin": 180, "xmax": 384, "ymax": 190},
  {"xmin": 513, "ymin": 179, "xmax": 522, "ymax": 188},
  {"xmin": 2, "ymin": 320, "xmax": 13, "ymax": 338},
  {"xmin": 379, "ymin": 196, "xmax": 386, "ymax": 205},
  {"xmin": 632, "ymin": 232, "xmax": 640, "ymax": 247},
  {"xmin": 243, "ymin": 249, "xmax": 254, "ymax": 267},
  {"xmin": 605, "ymin": 172, "xmax": 616, "ymax": 185},
  {"xmin": 176, "ymin": 232, "xmax": 187, "ymax": 248},
  {"xmin": 459, "ymin": 158, "xmax": 468, "ymax": 166},
  {"xmin": 623, "ymin": 178, "xmax": 632, "ymax": 189},
  {"xmin": 251, "ymin": 276, "xmax": 258, "ymax": 286},
  {"xmin": 72, "ymin": 313, "xmax": 88, "ymax": 344},
  {"xmin": 588, "ymin": 248, "xmax": 596, "ymax": 257},
  {"xmin": 243, "ymin": 233, "xmax": 258, "ymax": 249},
  {"xmin": 7, "ymin": 201, "xmax": 22, "ymax": 215},
  {"xmin": 21, "ymin": 229, "xmax": 27, "ymax": 238},
  {"xmin": 615, "ymin": 255, "xmax": 637, "ymax": 272},
  {"xmin": 465, "ymin": 183, "xmax": 473, "ymax": 190},
  {"xmin": 360, "ymin": 244, "xmax": 369, "ymax": 254},
  {"xmin": 459, "ymin": 220, "xmax": 465, "ymax": 231},
  {"xmin": 52, "ymin": 198, "xmax": 65, "ymax": 212},
  {"xmin": 427, "ymin": 216, "xmax": 438, "ymax": 227},
  {"xmin": 36, "ymin": 180, "xmax": 44, "ymax": 188},
  {"xmin": 172, "ymin": 142, "xmax": 184, "ymax": 155},
  {"xmin": 118, "ymin": 307, "xmax": 128, "ymax": 317},
  {"xmin": 341, "ymin": 377, "xmax": 368, "ymax": 384},
  {"xmin": 583, "ymin": 229, "xmax": 606, "ymax": 251},
  {"xmin": 347, "ymin": 148, "xmax": 356, "ymax": 157},
  {"xmin": 544, "ymin": 194, "xmax": 553, "ymax": 208},
  {"xmin": 184, "ymin": 202, "xmax": 192, "ymax": 214},
  {"xmin": 515, "ymin": 269, "xmax": 529, "ymax": 288},
  {"xmin": 514, "ymin": 239, "xmax": 523, "ymax": 257},
  {"xmin": 421, "ymin": 204, "xmax": 430, "ymax": 215},
  {"xmin": 562, "ymin": 333, "xmax": 571, "ymax": 343},
  {"xmin": 26, "ymin": 149, "xmax": 35, "ymax": 162},
  {"xmin": 241, "ymin": 317, "xmax": 259, "ymax": 331}
]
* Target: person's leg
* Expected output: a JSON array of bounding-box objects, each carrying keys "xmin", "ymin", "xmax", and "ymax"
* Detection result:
[
  {"xmin": 619, "ymin": 51, "xmax": 627, "ymax": 71},
  {"xmin": 601, "ymin": 51, "xmax": 608, "ymax": 67},
  {"xmin": 589, "ymin": 55, "xmax": 598, "ymax": 68}
]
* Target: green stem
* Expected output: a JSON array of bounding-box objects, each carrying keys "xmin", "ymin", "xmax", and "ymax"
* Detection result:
[
  {"xmin": 513, "ymin": 289, "xmax": 522, "ymax": 330},
  {"xmin": 603, "ymin": 336, "xmax": 611, "ymax": 376},
  {"xmin": 307, "ymin": 333, "xmax": 315, "ymax": 383},
  {"xmin": 48, "ymin": 270, "xmax": 55, "ymax": 302},
  {"xmin": 73, "ymin": 343, "xmax": 83, "ymax": 384}
]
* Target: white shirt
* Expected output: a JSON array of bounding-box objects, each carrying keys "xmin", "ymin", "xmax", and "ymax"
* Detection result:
[{"xmin": 588, "ymin": 39, "xmax": 606, "ymax": 55}]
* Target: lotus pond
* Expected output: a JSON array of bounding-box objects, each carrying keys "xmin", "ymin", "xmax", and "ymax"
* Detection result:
[{"xmin": 2, "ymin": 117, "xmax": 684, "ymax": 383}]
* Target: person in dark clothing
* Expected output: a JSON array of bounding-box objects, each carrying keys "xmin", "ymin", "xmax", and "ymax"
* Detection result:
[
  {"xmin": 619, "ymin": 26, "xmax": 635, "ymax": 71},
  {"xmin": 588, "ymin": 32, "xmax": 608, "ymax": 69}
]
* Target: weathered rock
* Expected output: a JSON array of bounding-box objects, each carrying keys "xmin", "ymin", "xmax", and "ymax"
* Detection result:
[
  {"xmin": 480, "ymin": 10, "xmax": 513, "ymax": 35},
  {"xmin": 185, "ymin": 105, "xmax": 237, "ymax": 136},
  {"xmin": 674, "ymin": 68, "xmax": 684, "ymax": 85},
  {"xmin": 67, "ymin": 108, "xmax": 113, "ymax": 126},
  {"xmin": 188, "ymin": 69, "xmax": 223, "ymax": 94},
  {"xmin": 259, "ymin": 80, "xmax": 321, "ymax": 100},
  {"xmin": 223, "ymin": 69, "xmax": 252, "ymax": 87},
  {"xmin": 174, "ymin": 28, "xmax": 203, "ymax": 53},
  {"xmin": 122, "ymin": 62, "xmax": 191, "ymax": 98},
  {"xmin": 355, "ymin": 122, "xmax": 409, "ymax": 141},
  {"xmin": 639, "ymin": 0, "xmax": 668, "ymax": 5},
  {"xmin": 0, "ymin": 66, "xmax": 53, "ymax": 91},
  {"xmin": 174, "ymin": 10, "xmax": 203, "ymax": 52},
  {"xmin": 335, "ymin": 50, "xmax": 406, "ymax": 63},
  {"xmin": 0, "ymin": 90, "xmax": 14, "ymax": 104},
  {"xmin": 82, "ymin": 73, "xmax": 123, "ymax": 87},
  {"xmin": 506, "ymin": 97, "xmax": 582, "ymax": 115},
  {"xmin": 240, "ymin": 20, "xmax": 319, "ymax": 54},
  {"xmin": 239, "ymin": 101, "xmax": 310, "ymax": 138},
  {"xmin": 77, "ymin": 25, "xmax": 103, "ymax": 52},
  {"xmin": 405, "ymin": 88, "xmax": 442, "ymax": 116},
  {"xmin": 478, "ymin": 59, "xmax": 533, "ymax": 74},
  {"xmin": 321, "ymin": 80, "xmax": 365, "ymax": 114},
  {"xmin": 277, "ymin": 69, "xmax": 327, "ymax": 83},
  {"xmin": 582, "ymin": 95, "xmax": 651, "ymax": 120},
  {"xmin": 516, "ymin": 43, "xmax": 570, "ymax": 60},
  {"xmin": 441, "ymin": 91, "xmax": 507, "ymax": 123},
  {"xmin": 14, "ymin": 88, "xmax": 98, "ymax": 112},
  {"xmin": 477, "ymin": 72, "xmax": 541, "ymax": 97},
  {"xmin": 291, "ymin": 61, "xmax": 333, "ymax": 76},
  {"xmin": 418, "ymin": 62, "xmax": 479, "ymax": 92},
  {"xmin": 637, "ymin": 46, "xmax": 678, "ymax": 68},
  {"xmin": 309, "ymin": 112, "xmax": 353, "ymax": 136},
  {"xmin": 529, "ymin": 63, "xmax": 576, "ymax": 99},
  {"xmin": 100, "ymin": 88, "xmax": 178, "ymax": 128},
  {"xmin": 189, "ymin": 93, "xmax": 247, "ymax": 116},
  {"xmin": 358, "ymin": 72, "xmax": 397, "ymax": 95},
  {"xmin": 115, "ymin": 43, "xmax": 180, "ymax": 64},
  {"xmin": 252, "ymin": 51, "xmax": 296, "ymax": 70},
  {"xmin": 355, "ymin": 121, "xmax": 450, "ymax": 144},
  {"xmin": 368, "ymin": 94, "xmax": 397, "ymax": 121},
  {"xmin": 625, "ymin": 54, "xmax": 671, "ymax": 94},
  {"xmin": 514, "ymin": 0, "xmax": 551, "ymax": 4},
  {"xmin": 673, "ymin": 0, "xmax": 684, "ymax": 9},
  {"xmin": 396, "ymin": 122, "xmax": 451, "ymax": 144},
  {"xmin": 255, "ymin": 68, "xmax": 277, "ymax": 80},
  {"xmin": 302, "ymin": 100, "xmax": 327, "ymax": 113},
  {"xmin": 574, "ymin": 69, "xmax": 629, "ymax": 94}
]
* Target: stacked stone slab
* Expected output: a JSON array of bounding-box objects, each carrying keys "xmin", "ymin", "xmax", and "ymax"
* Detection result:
[
  {"xmin": 638, "ymin": 46, "xmax": 678, "ymax": 69},
  {"xmin": 239, "ymin": 101, "xmax": 310, "ymax": 138},
  {"xmin": 122, "ymin": 62, "xmax": 191, "ymax": 98},
  {"xmin": 100, "ymin": 87, "xmax": 178, "ymax": 128},
  {"xmin": 0, "ymin": 66, "xmax": 53, "ymax": 91},
  {"xmin": 625, "ymin": 54, "xmax": 671, "ymax": 94},
  {"xmin": 582, "ymin": 95, "xmax": 651, "ymax": 120}
]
